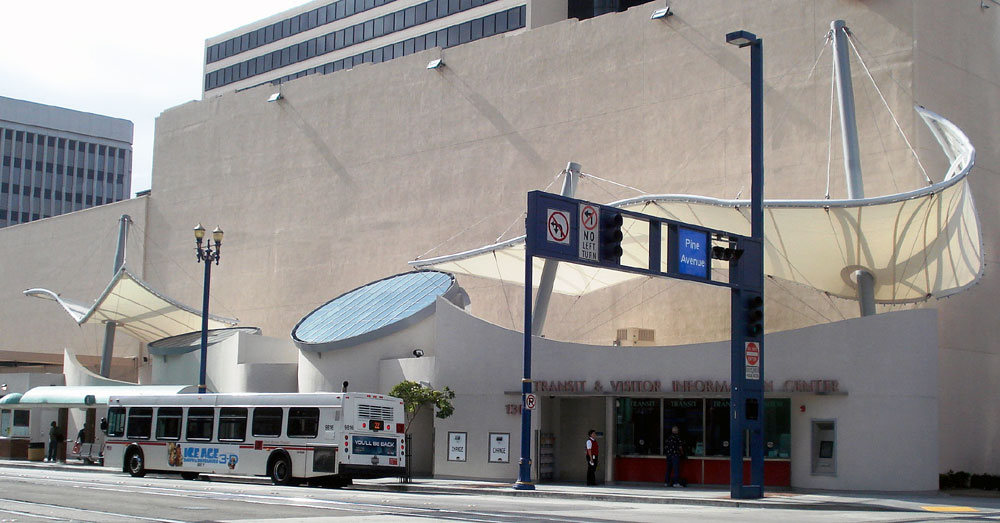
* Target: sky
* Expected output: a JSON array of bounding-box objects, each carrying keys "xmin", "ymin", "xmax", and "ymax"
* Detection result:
[{"xmin": 0, "ymin": 0, "xmax": 308, "ymax": 196}]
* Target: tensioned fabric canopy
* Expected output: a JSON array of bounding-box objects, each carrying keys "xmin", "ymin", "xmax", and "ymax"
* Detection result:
[
  {"xmin": 410, "ymin": 107, "xmax": 982, "ymax": 304},
  {"xmin": 25, "ymin": 266, "xmax": 238, "ymax": 344}
]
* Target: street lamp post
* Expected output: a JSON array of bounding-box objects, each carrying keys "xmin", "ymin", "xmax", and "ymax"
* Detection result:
[
  {"xmin": 194, "ymin": 223, "xmax": 223, "ymax": 394},
  {"xmin": 725, "ymin": 29, "xmax": 765, "ymax": 500}
]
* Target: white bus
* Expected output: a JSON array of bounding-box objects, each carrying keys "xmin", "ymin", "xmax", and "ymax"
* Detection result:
[{"xmin": 103, "ymin": 392, "xmax": 405, "ymax": 486}]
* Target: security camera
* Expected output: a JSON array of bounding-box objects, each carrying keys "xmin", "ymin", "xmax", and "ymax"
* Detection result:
[{"xmin": 412, "ymin": 349, "xmax": 424, "ymax": 358}]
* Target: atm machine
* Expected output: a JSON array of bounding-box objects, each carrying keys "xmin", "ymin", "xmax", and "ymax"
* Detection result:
[{"xmin": 811, "ymin": 420, "xmax": 836, "ymax": 475}]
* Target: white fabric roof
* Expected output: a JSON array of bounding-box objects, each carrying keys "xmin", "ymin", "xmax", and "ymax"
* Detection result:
[
  {"xmin": 410, "ymin": 107, "xmax": 982, "ymax": 303},
  {"xmin": 25, "ymin": 266, "xmax": 238, "ymax": 343}
]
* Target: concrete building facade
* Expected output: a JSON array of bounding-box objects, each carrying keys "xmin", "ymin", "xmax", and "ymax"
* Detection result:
[
  {"xmin": 0, "ymin": 97, "xmax": 132, "ymax": 229},
  {"xmin": 1, "ymin": 0, "xmax": 998, "ymax": 487}
]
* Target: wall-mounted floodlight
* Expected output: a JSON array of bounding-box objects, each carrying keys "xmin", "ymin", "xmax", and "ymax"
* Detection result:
[
  {"xmin": 426, "ymin": 59, "xmax": 444, "ymax": 69},
  {"xmin": 650, "ymin": 6, "xmax": 672, "ymax": 19},
  {"xmin": 725, "ymin": 30, "xmax": 758, "ymax": 48},
  {"xmin": 267, "ymin": 92, "xmax": 283, "ymax": 103}
]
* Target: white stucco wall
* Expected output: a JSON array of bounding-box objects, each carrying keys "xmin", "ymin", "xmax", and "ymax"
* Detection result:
[
  {"xmin": 151, "ymin": 332, "xmax": 297, "ymax": 392},
  {"xmin": 298, "ymin": 313, "xmax": 437, "ymax": 394}
]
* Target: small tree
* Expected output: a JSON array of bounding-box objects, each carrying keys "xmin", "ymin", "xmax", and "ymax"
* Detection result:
[{"xmin": 389, "ymin": 380, "xmax": 455, "ymax": 434}]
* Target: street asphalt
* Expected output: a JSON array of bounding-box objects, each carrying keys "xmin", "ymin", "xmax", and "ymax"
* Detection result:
[{"xmin": 4, "ymin": 458, "xmax": 999, "ymax": 516}]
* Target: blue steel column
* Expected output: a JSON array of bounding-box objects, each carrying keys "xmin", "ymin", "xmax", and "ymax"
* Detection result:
[
  {"xmin": 748, "ymin": 37, "xmax": 765, "ymax": 497},
  {"xmin": 729, "ymin": 32, "xmax": 765, "ymax": 500},
  {"xmin": 198, "ymin": 256, "xmax": 212, "ymax": 394},
  {"xmin": 514, "ymin": 240, "xmax": 535, "ymax": 490}
]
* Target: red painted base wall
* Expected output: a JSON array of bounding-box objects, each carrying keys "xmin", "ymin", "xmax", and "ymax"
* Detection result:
[{"xmin": 613, "ymin": 457, "xmax": 790, "ymax": 487}]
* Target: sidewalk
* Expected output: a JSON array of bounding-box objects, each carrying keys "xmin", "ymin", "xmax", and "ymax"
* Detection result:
[{"xmin": 5, "ymin": 459, "xmax": 1000, "ymax": 515}]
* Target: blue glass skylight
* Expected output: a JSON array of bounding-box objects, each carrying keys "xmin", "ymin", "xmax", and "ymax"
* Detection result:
[{"xmin": 293, "ymin": 271, "xmax": 455, "ymax": 347}]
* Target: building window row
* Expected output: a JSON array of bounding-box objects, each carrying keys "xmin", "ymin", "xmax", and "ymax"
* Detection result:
[
  {"xmin": 268, "ymin": 6, "xmax": 524, "ymax": 88},
  {"xmin": 207, "ymin": 0, "xmax": 402, "ymax": 65},
  {"xmin": 0, "ymin": 127, "xmax": 130, "ymax": 228},
  {"xmin": 204, "ymin": 0, "xmax": 508, "ymax": 91}
]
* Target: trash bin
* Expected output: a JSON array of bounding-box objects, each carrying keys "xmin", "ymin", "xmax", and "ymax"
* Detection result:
[{"xmin": 27, "ymin": 442, "xmax": 45, "ymax": 461}]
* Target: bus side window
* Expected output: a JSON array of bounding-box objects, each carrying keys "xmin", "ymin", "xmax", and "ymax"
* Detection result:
[
  {"xmin": 155, "ymin": 407, "xmax": 183, "ymax": 440},
  {"xmin": 252, "ymin": 407, "xmax": 282, "ymax": 438},
  {"xmin": 186, "ymin": 407, "xmax": 215, "ymax": 441},
  {"xmin": 288, "ymin": 407, "xmax": 319, "ymax": 438},
  {"xmin": 126, "ymin": 407, "xmax": 153, "ymax": 440},
  {"xmin": 107, "ymin": 407, "xmax": 126, "ymax": 437},
  {"xmin": 219, "ymin": 408, "xmax": 248, "ymax": 442}
]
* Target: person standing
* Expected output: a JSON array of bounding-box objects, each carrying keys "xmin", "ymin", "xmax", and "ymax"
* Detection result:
[
  {"xmin": 664, "ymin": 425, "xmax": 685, "ymax": 487},
  {"xmin": 585, "ymin": 429, "xmax": 599, "ymax": 486},
  {"xmin": 47, "ymin": 421, "xmax": 61, "ymax": 462}
]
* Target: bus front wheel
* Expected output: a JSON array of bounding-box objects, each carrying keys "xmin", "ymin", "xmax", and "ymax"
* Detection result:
[
  {"xmin": 269, "ymin": 453, "xmax": 294, "ymax": 486},
  {"xmin": 126, "ymin": 448, "xmax": 146, "ymax": 478}
]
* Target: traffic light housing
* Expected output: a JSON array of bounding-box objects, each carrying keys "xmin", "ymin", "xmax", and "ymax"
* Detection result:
[
  {"xmin": 746, "ymin": 293, "xmax": 764, "ymax": 337},
  {"xmin": 599, "ymin": 211, "xmax": 624, "ymax": 263},
  {"xmin": 711, "ymin": 243, "xmax": 743, "ymax": 262}
]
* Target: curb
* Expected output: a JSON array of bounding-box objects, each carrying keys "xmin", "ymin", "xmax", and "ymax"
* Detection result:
[
  {"xmin": 0, "ymin": 460, "xmax": 920, "ymax": 512},
  {"xmin": 348, "ymin": 482, "xmax": 910, "ymax": 512}
]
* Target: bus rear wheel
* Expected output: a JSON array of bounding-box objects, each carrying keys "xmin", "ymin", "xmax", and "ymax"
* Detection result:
[
  {"xmin": 126, "ymin": 448, "xmax": 146, "ymax": 478},
  {"xmin": 269, "ymin": 453, "xmax": 294, "ymax": 486}
]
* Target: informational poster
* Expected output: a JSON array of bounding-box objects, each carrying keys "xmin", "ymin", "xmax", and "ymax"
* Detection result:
[
  {"xmin": 488, "ymin": 432, "xmax": 510, "ymax": 463},
  {"xmin": 447, "ymin": 432, "xmax": 467, "ymax": 462}
]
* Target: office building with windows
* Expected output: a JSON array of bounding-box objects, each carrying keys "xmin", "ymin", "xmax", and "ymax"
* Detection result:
[
  {"xmin": 202, "ymin": 0, "xmax": 657, "ymax": 95},
  {"xmin": 0, "ymin": 97, "xmax": 132, "ymax": 229}
]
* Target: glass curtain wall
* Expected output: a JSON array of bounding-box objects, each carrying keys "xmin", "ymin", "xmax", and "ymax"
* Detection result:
[{"xmin": 615, "ymin": 398, "xmax": 790, "ymax": 458}]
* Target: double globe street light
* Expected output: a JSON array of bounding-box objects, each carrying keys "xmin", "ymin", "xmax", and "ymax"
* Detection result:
[{"xmin": 194, "ymin": 224, "xmax": 223, "ymax": 394}]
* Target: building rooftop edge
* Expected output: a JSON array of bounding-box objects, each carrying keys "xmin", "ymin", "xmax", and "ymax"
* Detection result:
[{"xmin": 0, "ymin": 96, "xmax": 134, "ymax": 144}]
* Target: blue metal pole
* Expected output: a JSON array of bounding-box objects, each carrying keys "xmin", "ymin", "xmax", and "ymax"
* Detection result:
[
  {"xmin": 726, "ymin": 30, "xmax": 765, "ymax": 500},
  {"xmin": 514, "ymin": 249, "xmax": 535, "ymax": 490},
  {"xmin": 748, "ymin": 37, "xmax": 765, "ymax": 497},
  {"xmin": 750, "ymin": 39, "xmax": 763, "ymax": 243},
  {"xmin": 198, "ymin": 254, "xmax": 212, "ymax": 394}
]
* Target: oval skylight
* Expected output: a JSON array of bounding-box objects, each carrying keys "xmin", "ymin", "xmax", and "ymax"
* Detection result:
[{"xmin": 292, "ymin": 270, "xmax": 460, "ymax": 351}]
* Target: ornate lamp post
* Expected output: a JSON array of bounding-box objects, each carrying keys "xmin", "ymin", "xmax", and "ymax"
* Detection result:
[{"xmin": 194, "ymin": 223, "xmax": 223, "ymax": 394}]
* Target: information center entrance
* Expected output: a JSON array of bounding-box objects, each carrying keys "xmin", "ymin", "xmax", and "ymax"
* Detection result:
[{"xmin": 612, "ymin": 397, "xmax": 791, "ymax": 486}]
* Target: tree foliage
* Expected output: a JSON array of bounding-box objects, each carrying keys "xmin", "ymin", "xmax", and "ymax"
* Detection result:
[{"xmin": 389, "ymin": 381, "xmax": 455, "ymax": 432}]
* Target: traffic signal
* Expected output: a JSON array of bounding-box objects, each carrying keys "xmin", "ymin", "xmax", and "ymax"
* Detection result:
[
  {"xmin": 746, "ymin": 293, "xmax": 764, "ymax": 337},
  {"xmin": 599, "ymin": 211, "xmax": 624, "ymax": 263},
  {"xmin": 711, "ymin": 244, "xmax": 743, "ymax": 262}
]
